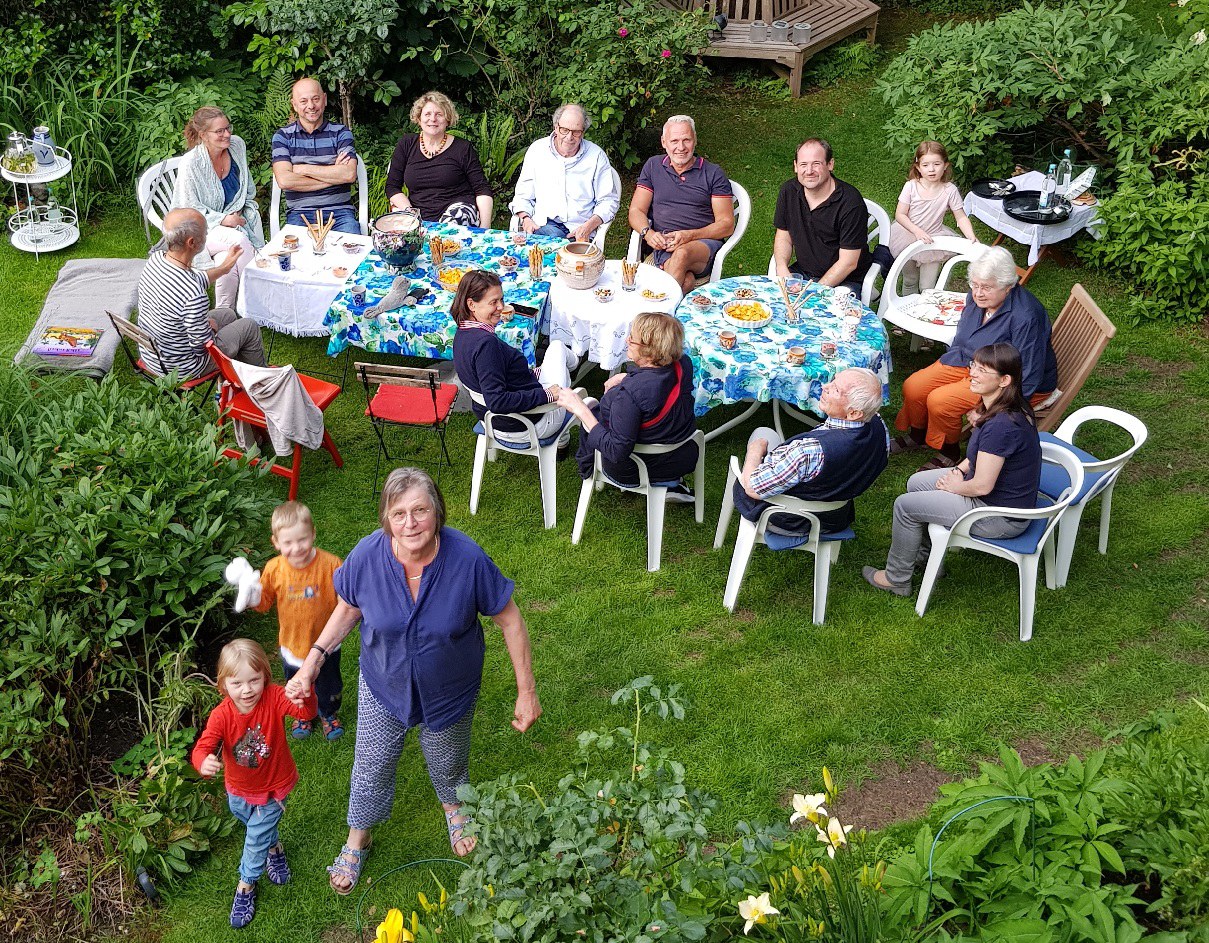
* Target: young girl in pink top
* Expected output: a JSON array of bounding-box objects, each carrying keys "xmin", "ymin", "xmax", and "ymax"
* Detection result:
[{"xmin": 888, "ymin": 141, "xmax": 979, "ymax": 294}]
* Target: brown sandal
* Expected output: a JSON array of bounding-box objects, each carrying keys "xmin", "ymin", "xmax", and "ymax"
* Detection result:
[
  {"xmin": 917, "ymin": 453, "xmax": 959, "ymax": 472},
  {"xmin": 890, "ymin": 434, "xmax": 925, "ymax": 455}
]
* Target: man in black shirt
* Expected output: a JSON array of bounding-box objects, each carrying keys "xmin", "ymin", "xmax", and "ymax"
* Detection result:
[{"xmin": 772, "ymin": 139, "xmax": 871, "ymax": 296}]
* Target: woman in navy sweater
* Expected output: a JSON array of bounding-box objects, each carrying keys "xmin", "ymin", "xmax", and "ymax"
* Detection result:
[
  {"xmin": 558, "ymin": 312, "xmax": 699, "ymax": 496},
  {"xmin": 452, "ymin": 270, "xmax": 577, "ymax": 445}
]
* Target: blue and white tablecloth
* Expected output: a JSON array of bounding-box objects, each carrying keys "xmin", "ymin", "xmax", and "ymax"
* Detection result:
[
  {"xmin": 324, "ymin": 222, "xmax": 566, "ymax": 365},
  {"xmin": 677, "ymin": 276, "xmax": 891, "ymax": 419}
]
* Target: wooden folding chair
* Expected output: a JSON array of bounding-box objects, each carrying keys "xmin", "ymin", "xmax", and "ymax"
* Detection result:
[
  {"xmin": 108, "ymin": 312, "xmax": 218, "ymax": 399},
  {"xmin": 356, "ymin": 362, "xmax": 459, "ymax": 494},
  {"xmin": 1035, "ymin": 284, "xmax": 1116, "ymax": 433}
]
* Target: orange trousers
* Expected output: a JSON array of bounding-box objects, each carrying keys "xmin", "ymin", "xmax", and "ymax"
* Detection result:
[{"xmin": 896, "ymin": 361, "xmax": 1051, "ymax": 448}]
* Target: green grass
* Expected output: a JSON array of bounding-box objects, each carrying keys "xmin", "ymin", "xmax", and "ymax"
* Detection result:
[{"xmin": 4, "ymin": 5, "xmax": 1207, "ymax": 939}]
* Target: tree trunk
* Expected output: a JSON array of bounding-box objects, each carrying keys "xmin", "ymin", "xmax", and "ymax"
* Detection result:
[{"xmin": 339, "ymin": 79, "xmax": 355, "ymax": 128}]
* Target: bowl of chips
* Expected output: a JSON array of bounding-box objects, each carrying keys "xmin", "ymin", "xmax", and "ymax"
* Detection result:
[
  {"xmin": 640, "ymin": 288, "xmax": 668, "ymax": 302},
  {"xmin": 433, "ymin": 264, "xmax": 470, "ymax": 292},
  {"xmin": 439, "ymin": 237, "xmax": 464, "ymax": 257},
  {"xmin": 723, "ymin": 300, "xmax": 772, "ymax": 329}
]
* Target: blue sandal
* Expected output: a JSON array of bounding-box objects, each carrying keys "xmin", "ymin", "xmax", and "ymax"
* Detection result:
[
  {"xmin": 327, "ymin": 841, "xmax": 370, "ymax": 896},
  {"xmin": 445, "ymin": 808, "xmax": 476, "ymax": 857}
]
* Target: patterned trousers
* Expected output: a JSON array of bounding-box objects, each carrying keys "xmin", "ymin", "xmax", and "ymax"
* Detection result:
[{"xmin": 347, "ymin": 672, "xmax": 475, "ymax": 830}]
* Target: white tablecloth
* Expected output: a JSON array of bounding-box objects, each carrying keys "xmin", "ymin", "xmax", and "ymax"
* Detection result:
[
  {"xmin": 237, "ymin": 224, "xmax": 372, "ymax": 337},
  {"xmin": 963, "ymin": 171, "xmax": 1100, "ymax": 266},
  {"xmin": 545, "ymin": 261, "xmax": 682, "ymax": 370}
]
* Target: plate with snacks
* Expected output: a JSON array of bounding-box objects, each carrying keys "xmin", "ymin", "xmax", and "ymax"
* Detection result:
[
  {"xmin": 690, "ymin": 294, "xmax": 714, "ymax": 309},
  {"xmin": 433, "ymin": 264, "xmax": 471, "ymax": 292},
  {"xmin": 901, "ymin": 290, "xmax": 966, "ymax": 326},
  {"xmin": 733, "ymin": 287, "xmax": 758, "ymax": 300},
  {"xmin": 723, "ymin": 300, "xmax": 772, "ymax": 329},
  {"xmin": 438, "ymin": 237, "xmax": 464, "ymax": 256},
  {"xmin": 641, "ymin": 288, "xmax": 668, "ymax": 302}
]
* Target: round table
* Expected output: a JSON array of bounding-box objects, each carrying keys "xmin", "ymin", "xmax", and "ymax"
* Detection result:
[
  {"xmin": 546, "ymin": 260, "xmax": 682, "ymax": 370},
  {"xmin": 677, "ymin": 276, "xmax": 891, "ymax": 441}
]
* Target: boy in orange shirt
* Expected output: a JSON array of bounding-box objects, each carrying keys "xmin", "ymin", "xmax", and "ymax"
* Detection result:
[{"xmin": 241, "ymin": 501, "xmax": 345, "ymax": 740}]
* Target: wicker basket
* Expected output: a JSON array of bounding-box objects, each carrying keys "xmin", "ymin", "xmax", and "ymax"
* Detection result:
[{"xmin": 555, "ymin": 241, "xmax": 606, "ymax": 289}]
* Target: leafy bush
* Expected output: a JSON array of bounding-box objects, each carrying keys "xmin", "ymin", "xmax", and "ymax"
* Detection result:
[{"xmin": 0, "ymin": 364, "xmax": 274, "ymax": 846}]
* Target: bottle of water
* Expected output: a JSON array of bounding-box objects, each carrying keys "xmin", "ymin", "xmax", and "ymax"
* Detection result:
[
  {"xmin": 1038, "ymin": 164, "xmax": 1057, "ymax": 212},
  {"xmin": 1056, "ymin": 149, "xmax": 1073, "ymax": 197}
]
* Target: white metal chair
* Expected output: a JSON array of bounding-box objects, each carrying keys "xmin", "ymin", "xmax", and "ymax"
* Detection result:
[
  {"xmin": 915, "ymin": 441, "xmax": 1085, "ymax": 642},
  {"xmin": 877, "ymin": 235, "xmax": 985, "ymax": 349},
  {"xmin": 1037, "ymin": 406, "xmax": 1148, "ymax": 588},
  {"xmin": 714, "ymin": 456, "xmax": 854, "ymax": 623},
  {"xmin": 572, "ymin": 429, "xmax": 706, "ymax": 572},
  {"xmin": 766, "ymin": 198, "xmax": 891, "ymax": 308},
  {"xmin": 466, "ymin": 385, "xmax": 587, "ymax": 530},
  {"xmin": 269, "ymin": 154, "xmax": 369, "ymax": 238},
  {"xmin": 137, "ymin": 156, "xmax": 214, "ymax": 269},
  {"xmin": 508, "ymin": 167, "xmax": 620, "ymax": 253},
  {"xmin": 628, "ymin": 179, "xmax": 750, "ymax": 285}
]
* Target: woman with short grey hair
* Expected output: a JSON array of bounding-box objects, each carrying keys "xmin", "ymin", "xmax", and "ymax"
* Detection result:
[
  {"xmin": 285, "ymin": 467, "xmax": 540, "ymax": 892},
  {"xmin": 890, "ymin": 245, "xmax": 1058, "ymax": 471}
]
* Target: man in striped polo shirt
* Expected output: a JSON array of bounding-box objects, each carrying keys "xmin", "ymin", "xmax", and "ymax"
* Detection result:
[
  {"xmin": 271, "ymin": 78, "xmax": 360, "ymax": 234},
  {"xmin": 137, "ymin": 208, "xmax": 266, "ymax": 379}
]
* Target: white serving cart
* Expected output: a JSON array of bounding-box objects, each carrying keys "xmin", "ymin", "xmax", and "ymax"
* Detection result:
[{"xmin": 2, "ymin": 145, "xmax": 80, "ymax": 257}]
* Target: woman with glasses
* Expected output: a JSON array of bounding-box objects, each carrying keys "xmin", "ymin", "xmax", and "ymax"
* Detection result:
[
  {"xmin": 863, "ymin": 342, "xmax": 1042, "ymax": 596},
  {"xmin": 890, "ymin": 245, "xmax": 1057, "ymax": 471},
  {"xmin": 386, "ymin": 91, "xmax": 493, "ymax": 226},
  {"xmin": 284, "ymin": 467, "xmax": 540, "ymax": 892},
  {"xmin": 171, "ymin": 106, "xmax": 265, "ymax": 308}
]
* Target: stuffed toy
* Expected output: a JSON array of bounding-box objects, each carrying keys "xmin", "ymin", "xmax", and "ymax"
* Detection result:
[
  {"xmin": 224, "ymin": 556, "xmax": 263, "ymax": 613},
  {"xmin": 365, "ymin": 276, "xmax": 420, "ymax": 317}
]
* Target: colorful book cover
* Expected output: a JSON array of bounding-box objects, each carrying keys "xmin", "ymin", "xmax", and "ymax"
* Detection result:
[{"xmin": 32, "ymin": 326, "xmax": 103, "ymax": 357}]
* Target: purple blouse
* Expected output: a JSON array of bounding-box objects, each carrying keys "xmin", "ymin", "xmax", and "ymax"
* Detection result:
[{"xmin": 334, "ymin": 527, "xmax": 514, "ymax": 730}]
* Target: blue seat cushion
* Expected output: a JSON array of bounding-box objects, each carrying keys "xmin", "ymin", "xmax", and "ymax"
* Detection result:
[
  {"xmin": 764, "ymin": 526, "xmax": 855, "ymax": 552},
  {"xmin": 1037, "ymin": 432, "xmax": 1107, "ymax": 502},
  {"xmin": 971, "ymin": 495, "xmax": 1055, "ymax": 555},
  {"xmin": 474, "ymin": 421, "xmax": 561, "ymax": 450}
]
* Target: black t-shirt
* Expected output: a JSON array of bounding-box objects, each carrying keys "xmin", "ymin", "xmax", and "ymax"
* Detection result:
[
  {"xmin": 774, "ymin": 177, "xmax": 872, "ymax": 283},
  {"xmin": 966, "ymin": 410, "xmax": 1042, "ymax": 509},
  {"xmin": 385, "ymin": 134, "xmax": 493, "ymax": 223}
]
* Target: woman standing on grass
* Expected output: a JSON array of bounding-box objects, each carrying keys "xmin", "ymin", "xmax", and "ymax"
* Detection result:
[{"xmin": 284, "ymin": 467, "xmax": 540, "ymax": 894}]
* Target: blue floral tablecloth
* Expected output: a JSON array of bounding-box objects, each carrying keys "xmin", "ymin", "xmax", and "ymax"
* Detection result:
[
  {"xmin": 324, "ymin": 223, "xmax": 566, "ymax": 365},
  {"xmin": 677, "ymin": 276, "xmax": 891, "ymax": 419}
]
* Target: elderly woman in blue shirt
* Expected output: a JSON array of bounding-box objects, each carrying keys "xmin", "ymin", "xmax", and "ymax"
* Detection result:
[
  {"xmin": 285, "ymin": 467, "xmax": 540, "ymax": 894},
  {"xmin": 891, "ymin": 245, "xmax": 1057, "ymax": 471}
]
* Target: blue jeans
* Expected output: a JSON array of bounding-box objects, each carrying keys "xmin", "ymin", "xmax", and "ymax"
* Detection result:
[
  {"xmin": 285, "ymin": 205, "xmax": 361, "ymax": 235},
  {"xmin": 228, "ymin": 795, "xmax": 286, "ymax": 884},
  {"xmin": 282, "ymin": 648, "xmax": 343, "ymax": 720},
  {"xmin": 532, "ymin": 219, "xmax": 570, "ymax": 238}
]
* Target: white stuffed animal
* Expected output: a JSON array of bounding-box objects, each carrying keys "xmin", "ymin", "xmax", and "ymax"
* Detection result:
[{"xmin": 223, "ymin": 556, "xmax": 263, "ymax": 613}]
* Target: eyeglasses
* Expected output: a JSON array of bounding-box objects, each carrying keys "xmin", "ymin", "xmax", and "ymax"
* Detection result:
[
  {"xmin": 969, "ymin": 281, "xmax": 1000, "ymax": 294},
  {"xmin": 968, "ymin": 361, "xmax": 999, "ymax": 375},
  {"xmin": 555, "ymin": 125, "xmax": 585, "ymax": 139},
  {"xmin": 208, "ymin": 125, "xmax": 232, "ymax": 135},
  {"xmin": 388, "ymin": 507, "xmax": 433, "ymax": 525}
]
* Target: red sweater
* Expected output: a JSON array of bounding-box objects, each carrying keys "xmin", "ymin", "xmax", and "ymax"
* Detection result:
[{"xmin": 191, "ymin": 684, "xmax": 317, "ymax": 803}]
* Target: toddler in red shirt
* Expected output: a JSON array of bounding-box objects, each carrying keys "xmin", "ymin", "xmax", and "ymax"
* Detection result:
[{"xmin": 192, "ymin": 638, "xmax": 316, "ymax": 929}]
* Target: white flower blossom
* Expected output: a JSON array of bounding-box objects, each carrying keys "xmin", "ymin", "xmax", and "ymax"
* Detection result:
[
  {"xmin": 1194, "ymin": 29, "xmax": 1207, "ymax": 45},
  {"xmin": 738, "ymin": 893, "xmax": 780, "ymax": 934}
]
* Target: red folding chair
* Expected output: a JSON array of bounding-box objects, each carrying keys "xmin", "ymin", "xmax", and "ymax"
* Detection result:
[
  {"xmin": 108, "ymin": 312, "xmax": 218, "ymax": 400},
  {"xmin": 355, "ymin": 362, "xmax": 457, "ymax": 494},
  {"xmin": 205, "ymin": 341, "xmax": 343, "ymax": 500}
]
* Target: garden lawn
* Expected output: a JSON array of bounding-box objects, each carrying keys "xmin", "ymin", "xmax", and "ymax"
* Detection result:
[{"xmin": 4, "ymin": 67, "xmax": 1207, "ymax": 943}]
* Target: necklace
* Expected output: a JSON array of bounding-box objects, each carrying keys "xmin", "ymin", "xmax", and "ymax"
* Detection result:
[
  {"xmin": 419, "ymin": 133, "xmax": 448, "ymax": 159},
  {"xmin": 407, "ymin": 574, "xmax": 422, "ymax": 580}
]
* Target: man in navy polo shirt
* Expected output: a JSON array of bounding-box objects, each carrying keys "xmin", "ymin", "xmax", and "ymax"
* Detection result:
[
  {"xmin": 271, "ymin": 78, "xmax": 361, "ymax": 235},
  {"xmin": 772, "ymin": 138, "xmax": 872, "ymax": 296},
  {"xmin": 628, "ymin": 115, "xmax": 735, "ymax": 293}
]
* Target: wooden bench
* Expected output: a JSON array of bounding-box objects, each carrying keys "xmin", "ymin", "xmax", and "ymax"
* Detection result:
[{"xmin": 660, "ymin": 0, "xmax": 879, "ymax": 97}]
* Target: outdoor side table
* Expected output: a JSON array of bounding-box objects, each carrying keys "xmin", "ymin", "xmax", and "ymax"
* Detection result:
[
  {"xmin": 963, "ymin": 170, "xmax": 1100, "ymax": 281},
  {"xmin": 2, "ymin": 146, "xmax": 80, "ymax": 258}
]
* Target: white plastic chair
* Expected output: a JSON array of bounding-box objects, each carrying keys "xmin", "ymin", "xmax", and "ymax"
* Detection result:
[
  {"xmin": 465, "ymin": 385, "xmax": 586, "ymax": 530},
  {"xmin": 137, "ymin": 155, "xmax": 214, "ymax": 269},
  {"xmin": 628, "ymin": 179, "xmax": 750, "ymax": 285},
  {"xmin": 714, "ymin": 456, "xmax": 854, "ymax": 623},
  {"xmin": 877, "ymin": 235, "xmax": 984, "ymax": 349},
  {"xmin": 766, "ymin": 198, "xmax": 890, "ymax": 308},
  {"xmin": 572, "ymin": 429, "xmax": 706, "ymax": 572},
  {"xmin": 508, "ymin": 167, "xmax": 620, "ymax": 253},
  {"xmin": 269, "ymin": 154, "xmax": 369, "ymax": 238},
  {"xmin": 915, "ymin": 441, "xmax": 1085, "ymax": 642},
  {"xmin": 1037, "ymin": 406, "xmax": 1148, "ymax": 588}
]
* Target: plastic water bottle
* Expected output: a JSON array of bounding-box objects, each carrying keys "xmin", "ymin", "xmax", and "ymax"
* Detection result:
[
  {"xmin": 1038, "ymin": 164, "xmax": 1057, "ymax": 212},
  {"xmin": 1056, "ymin": 149, "xmax": 1073, "ymax": 197}
]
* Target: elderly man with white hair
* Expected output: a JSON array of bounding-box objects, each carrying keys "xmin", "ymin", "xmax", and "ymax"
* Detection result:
[
  {"xmin": 136, "ymin": 207, "xmax": 266, "ymax": 380},
  {"xmin": 511, "ymin": 103, "xmax": 620, "ymax": 243},
  {"xmin": 891, "ymin": 245, "xmax": 1057, "ymax": 471},
  {"xmin": 734, "ymin": 368, "xmax": 889, "ymax": 536},
  {"xmin": 628, "ymin": 115, "xmax": 735, "ymax": 293}
]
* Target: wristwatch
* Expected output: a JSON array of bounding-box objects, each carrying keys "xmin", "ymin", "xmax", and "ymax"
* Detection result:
[{"xmin": 639, "ymin": 226, "xmax": 651, "ymax": 239}]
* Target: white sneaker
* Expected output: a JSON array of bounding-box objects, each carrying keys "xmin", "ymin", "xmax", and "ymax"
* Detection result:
[{"xmin": 664, "ymin": 484, "xmax": 695, "ymax": 504}]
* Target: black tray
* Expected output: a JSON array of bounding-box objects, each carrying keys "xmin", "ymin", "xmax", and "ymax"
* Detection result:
[
  {"xmin": 971, "ymin": 177, "xmax": 1016, "ymax": 200},
  {"xmin": 1002, "ymin": 191, "xmax": 1072, "ymax": 225}
]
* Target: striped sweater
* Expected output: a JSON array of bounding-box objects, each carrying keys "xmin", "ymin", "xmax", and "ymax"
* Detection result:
[{"xmin": 135, "ymin": 253, "xmax": 214, "ymax": 380}]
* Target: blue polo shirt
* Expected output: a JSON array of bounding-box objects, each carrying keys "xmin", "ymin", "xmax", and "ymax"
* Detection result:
[
  {"xmin": 636, "ymin": 155, "xmax": 732, "ymax": 232},
  {"xmin": 334, "ymin": 527, "xmax": 514, "ymax": 731},
  {"xmin": 271, "ymin": 119, "xmax": 357, "ymax": 215},
  {"xmin": 939, "ymin": 284, "xmax": 1059, "ymax": 396}
]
